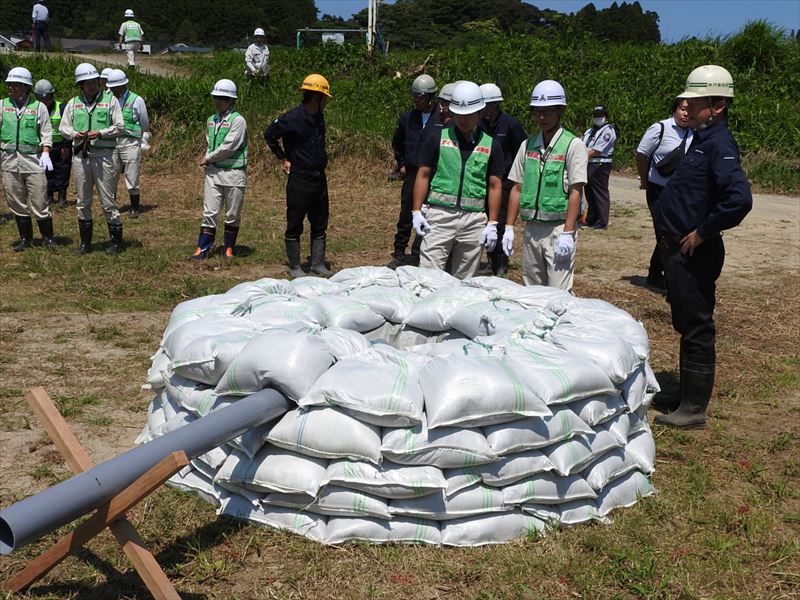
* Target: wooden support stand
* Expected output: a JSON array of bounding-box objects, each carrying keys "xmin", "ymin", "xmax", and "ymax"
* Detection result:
[{"xmin": 3, "ymin": 387, "xmax": 187, "ymax": 599}]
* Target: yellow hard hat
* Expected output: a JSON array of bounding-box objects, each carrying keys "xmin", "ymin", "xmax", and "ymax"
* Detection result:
[{"xmin": 300, "ymin": 74, "xmax": 332, "ymax": 97}]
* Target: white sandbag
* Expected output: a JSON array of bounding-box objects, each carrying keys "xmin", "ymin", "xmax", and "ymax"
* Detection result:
[
  {"xmin": 192, "ymin": 443, "xmax": 232, "ymax": 472},
  {"xmin": 461, "ymin": 275, "xmax": 524, "ymax": 292},
  {"xmin": 493, "ymin": 284, "xmax": 572, "ymax": 311},
  {"xmin": 395, "ymin": 266, "xmax": 459, "ymax": 297},
  {"xmin": 523, "ymin": 500, "xmax": 608, "ymax": 527},
  {"xmin": 225, "ymin": 277, "xmax": 294, "ymax": 302},
  {"xmin": 484, "ymin": 407, "xmax": 593, "ymax": 455},
  {"xmin": 582, "ymin": 448, "xmax": 640, "ymax": 492},
  {"xmin": 389, "ymin": 484, "xmax": 506, "ymax": 520},
  {"xmin": 170, "ymin": 329, "xmax": 259, "ymax": 385},
  {"xmin": 163, "ymin": 373, "xmax": 217, "ymax": 416},
  {"xmin": 444, "ymin": 468, "xmax": 483, "ymax": 497},
  {"xmin": 407, "ymin": 339, "xmax": 500, "ymax": 358},
  {"xmin": 441, "ymin": 511, "xmax": 546, "ymax": 547},
  {"xmin": 419, "ymin": 355, "xmax": 551, "ymax": 429},
  {"xmin": 163, "ymin": 315, "xmax": 256, "ymax": 360},
  {"xmin": 597, "ymin": 412, "xmax": 632, "ymax": 446},
  {"xmin": 144, "ymin": 393, "xmax": 166, "ymax": 438},
  {"xmin": 219, "ymin": 494, "xmax": 327, "ymax": 543},
  {"xmin": 144, "ymin": 348, "xmax": 171, "ymax": 390},
  {"xmin": 321, "ymin": 461, "xmax": 446, "ymax": 499},
  {"xmin": 309, "ymin": 295, "xmax": 385, "ymax": 332},
  {"xmin": 325, "ymin": 516, "xmax": 441, "ymax": 545},
  {"xmin": 504, "ymin": 336, "xmax": 618, "ymax": 405},
  {"xmin": 317, "ymin": 327, "xmax": 370, "ymax": 360},
  {"xmin": 626, "ymin": 431, "xmax": 656, "ymax": 474},
  {"xmin": 330, "ymin": 266, "xmax": 400, "ymax": 291},
  {"xmin": 503, "ymin": 473, "xmax": 597, "ymax": 505},
  {"xmin": 299, "ymin": 348, "xmax": 423, "ymax": 427},
  {"xmin": 477, "ymin": 451, "xmax": 555, "ymax": 487},
  {"xmin": 587, "ymin": 428, "xmax": 626, "ymax": 462},
  {"xmin": 628, "ymin": 410, "xmax": 650, "ymax": 437},
  {"xmin": 236, "ymin": 297, "xmax": 322, "ymax": 328},
  {"xmin": 268, "ymin": 408, "xmax": 383, "ymax": 464},
  {"xmin": 448, "ymin": 300, "xmax": 534, "ymax": 338},
  {"xmin": 596, "ymin": 470, "xmax": 655, "ymax": 517},
  {"xmin": 162, "ymin": 295, "xmax": 243, "ymax": 342},
  {"xmin": 547, "ymin": 323, "xmax": 641, "ymax": 385},
  {"xmin": 166, "ymin": 467, "xmax": 225, "ymax": 508},
  {"xmin": 644, "ymin": 361, "xmax": 660, "ymax": 393},
  {"xmin": 264, "ymin": 486, "xmax": 392, "ymax": 520},
  {"xmin": 381, "ymin": 416, "xmax": 497, "ymax": 468},
  {"xmin": 620, "ymin": 364, "xmax": 648, "ymax": 412},
  {"xmin": 543, "ymin": 437, "xmax": 595, "ymax": 477},
  {"xmin": 363, "ymin": 322, "xmax": 436, "ymax": 348},
  {"xmin": 214, "ymin": 447, "xmax": 328, "ymax": 497},
  {"xmin": 347, "ymin": 286, "xmax": 418, "ymax": 323},
  {"xmin": 214, "ymin": 331, "xmax": 334, "ymax": 400},
  {"xmin": 569, "ymin": 394, "xmax": 628, "ymax": 427},
  {"xmin": 290, "ymin": 276, "xmax": 343, "ymax": 298},
  {"xmin": 402, "ymin": 286, "xmax": 492, "ymax": 331}
]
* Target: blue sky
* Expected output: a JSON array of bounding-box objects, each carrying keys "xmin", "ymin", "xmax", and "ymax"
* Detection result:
[{"xmin": 315, "ymin": 0, "xmax": 800, "ymax": 42}]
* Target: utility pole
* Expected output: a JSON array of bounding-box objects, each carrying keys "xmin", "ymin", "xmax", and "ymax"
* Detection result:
[{"xmin": 367, "ymin": 0, "xmax": 379, "ymax": 58}]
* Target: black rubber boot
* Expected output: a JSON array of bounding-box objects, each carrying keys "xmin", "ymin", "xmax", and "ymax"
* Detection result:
[
  {"xmin": 386, "ymin": 248, "xmax": 406, "ymax": 270},
  {"xmin": 651, "ymin": 349, "xmax": 682, "ymax": 414},
  {"xmin": 77, "ymin": 219, "xmax": 93, "ymax": 255},
  {"xmin": 190, "ymin": 227, "xmax": 215, "ymax": 260},
  {"xmin": 58, "ymin": 190, "xmax": 68, "ymax": 208},
  {"xmin": 654, "ymin": 360, "xmax": 714, "ymax": 429},
  {"xmin": 37, "ymin": 218, "xmax": 58, "ymax": 249},
  {"xmin": 285, "ymin": 238, "xmax": 305, "ymax": 278},
  {"xmin": 46, "ymin": 192, "xmax": 55, "ymax": 206},
  {"xmin": 223, "ymin": 224, "xmax": 239, "ymax": 259},
  {"xmin": 13, "ymin": 216, "xmax": 33, "ymax": 251},
  {"xmin": 106, "ymin": 223, "xmax": 124, "ymax": 255},
  {"xmin": 128, "ymin": 193, "xmax": 140, "ymax": 218},
  {"xmin": 310, "ymin": 237, "xmax": 333, "ymax": 277}
]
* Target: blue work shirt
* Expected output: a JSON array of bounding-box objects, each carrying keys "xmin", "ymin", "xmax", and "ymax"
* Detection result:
[
  {"xmin": 481, "ymin": 111, "xmax": 528, "ymax": 181},
  {"xmin": 263, "ymin": 103, "xmax": 327, "ymax": 176},
  {"xmin": 655, "ymin": 117, "xmax": 752, "ymax": 239},
  {"xmin": 392, "ymin": 107, "xmax": 442, "ymax": 170}
]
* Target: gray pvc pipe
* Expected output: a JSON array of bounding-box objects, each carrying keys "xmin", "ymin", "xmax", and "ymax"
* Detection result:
[{"xmin": 0, "ymin": 389, "xmax": 289, "ymax": 554}]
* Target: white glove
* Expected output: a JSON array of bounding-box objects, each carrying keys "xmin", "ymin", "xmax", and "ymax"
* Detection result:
[
  {"xmin": 412, "ymin": 211, "xmax": 430, "ymax": 236},
  {"xmin": 501, "ymin": 227, "xmax": 514, "ymax": 257},
  {"xmin": 481, "ymin": 222, "xmax": 498, "ymax": 251},
  {"xmin": 38, "ymin": 152, "xmax": 53, "ymax": 171},
  {"xmin": 554, "ymin": 232, "xmax": 575, "ymax": 263},
  {"xmin": 421, "ymin": 203, "xmax": 429, "ymax": 217}
]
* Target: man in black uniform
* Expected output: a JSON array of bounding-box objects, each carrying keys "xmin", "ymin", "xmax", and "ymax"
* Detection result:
[
  {"xmin": 264, "ymin": 74, "xmax": 333, "ymax": 278},
  {"xmin": 480, "ymin": 83, "xmax": 527, "ymax": 277},
  {"xmin": 652, "ymin": 65, "xmax": 752, "ymax": 429},
  {"xmin": 388, "ymin": 74, "xmax": 441, "ymax": 269}
]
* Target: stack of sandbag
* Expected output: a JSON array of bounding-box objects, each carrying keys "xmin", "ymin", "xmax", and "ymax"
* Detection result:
[{"xmin": 138, "ymin": 266, "xmax": 657, "ymax": 546}]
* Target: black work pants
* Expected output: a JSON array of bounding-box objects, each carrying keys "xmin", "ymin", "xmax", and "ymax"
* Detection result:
[
  {"xmin": 46, "ymin": 142, "xmax": 72, "ymax": 194},
  {"xmin": 487, "ymin": 183, "xmax": 511, "ymax": 273},
  {"xmin": 585, "ymin": 162, "xmax": 611, "ymax": 228},
  {"xmin": 285, "ymin": 172, "xmax": 328, "ymax": 242},
  {"xmin": 392, "ymin": 168, "xmax": 422, "ymax": 258},
  {"xmin": 645, "ymin": 182, "xmax": 665, "ymax": 279},
  {"xmin": 34, "ymin": 22, "xmax": 52, "ymax": 51},
  {"xmin": 658, "ymin": 234, "xmax": 725, "ymax": 365}
]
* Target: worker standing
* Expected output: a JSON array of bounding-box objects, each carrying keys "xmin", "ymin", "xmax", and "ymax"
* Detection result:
[
  {"xmin": 581, "ymin": 106, "xmax": 616, "ymax": 229},
  {"xmin": 99, "ymin": 68, "xmax": 113, "ymax": 92},
  {"xmin": 34, "ymin": 79, "xmax": 72, "ymax": 209},
  {"xmin": 388, "ymin": 74, "xmax": 441, "ymax": 269},
  {"xmin": 245, "ymin": 28, "xmax": 270, "ymax": 81},
  {"xmin": 411, "ymin": 81, "xmax": 504, "ymax": 280},
  {"xmin": 31, "ymin": 1, "xmax": 52, "ymax": 52},
  {"xmin": 480, "ymin": 82, "xmax": 527, "ymax": 277},
  {"xmin": 190, "ymin": 79, "xmax": 248, "ymax": 260},
  {"xmin": 505, "ymin": 80, "xmax": 588, "ymax": 291},
  {"xmin": 437, "ymin": 83, "xmax": 455, "ymax": 126},
  {"xmin": 107, "ymin": 69, "xmax": 149, "ymax": 218},
  {"xmin": 118, "ymin": 9, "xmax": 144, "ymax": 68},
  {"xmin": 264, "ymin": 74, "xmax": 333, "ymax": 278},
  {"xmin": 59, "ymin": 62, "xmax": 125, "ymax": 255},
  {"xmin": 1, "ymin": 67, "xmax": 56, "ymax": 250},
  {"xmin": 651, "ymin": 65, "xmax": 752, "ymax": 429}
]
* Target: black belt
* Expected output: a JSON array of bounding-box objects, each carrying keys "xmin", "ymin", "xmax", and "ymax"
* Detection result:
[
  {"xmin": 292, "ymin": 169, "xmax": 324, "ymax": 179},
  {"xmin": 658, "ymin": 234, "xmax": 683, "ymax": 245}
]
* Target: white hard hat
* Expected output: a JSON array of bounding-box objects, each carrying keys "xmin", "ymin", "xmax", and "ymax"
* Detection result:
[
  {"xmin": 438, "ymin": 82, "xmax": 456, "ymax": 102},
  {"xmin": 211, "ymin": 79, "xmax": 237, "ymax": 99},
  {"xmin": 678, "ymin": 64, "xmax": 734, "ymax": 99},
  {"xmin": 124, "ymin": 8, "xmax": 135, "ymax": 18},
  {"xmin": 480, "ymin": 83, "xmax": 503, "ymax": 103},
  {"xmin": 529, "ymin": 79, "xmax": 567, "ymax": 107},
  {"xmin": 254, "ymin": 28, "xmax": 266, "ymax": 37},
  {"xmin": 100, "ymin": 67, "xmax": 114, "ymax": 80},
  {"xmin": 411, "ymin": 74, "xmax": 437, "ymax": 95},
  {"xmin": 106, "ymin": 69, "xmax": 129, "ymax": 88},
  {"xmin": 74, "ymin": 63, "xmax": 100, "ymax": 84},
  {"xmin": 449, "ymin": 81, "xmax": 485, "ymax": 115},
  {"xmin": 34, "ymin": 79, "xmax": 55, "ymax": 96},
  {"xmin": 5, "ymin": 67, "xmax": 33, "ymax": 86}
]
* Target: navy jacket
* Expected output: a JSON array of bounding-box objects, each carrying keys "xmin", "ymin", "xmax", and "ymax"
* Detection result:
[
  {"xmin": 656, "ymin": 118, "xmax": 752, "ymax": 239},
  {"xmin": 264, "ymin": 103, "xmax": 327, "ymax": 176},
  {"xmin": 392, "ymin": 108, "xmax": 442, "ymax": 170},
  {"xmin": 481, "ymin": 112, "xmax": 528, "ymax": 181}
]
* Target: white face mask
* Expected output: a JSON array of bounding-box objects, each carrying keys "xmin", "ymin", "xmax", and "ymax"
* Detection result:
[{"xmin": 593, "ymin": 117, "xmax": 606, "ymax": 127}]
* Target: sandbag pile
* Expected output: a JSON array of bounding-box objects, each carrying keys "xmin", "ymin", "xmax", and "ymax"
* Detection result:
[{"xmin": 138, "ymin": 266, "xmax": 658, "ymax": 546}]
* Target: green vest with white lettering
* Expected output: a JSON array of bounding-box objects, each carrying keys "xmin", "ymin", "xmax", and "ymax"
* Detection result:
[
  {"xmin": 0, "ymin": 96, "xmax": 41, "ymax": 154},
  {"xmin": 49, "ymin": 100, "xmax": 63, "ymax": 144},
  {"xmin": 122, "ymin": 20, "xmax": 142, "ymax": 42},
  {"xmin": 71, "ymin": 91, "xmax": 116, "ymax": 149},
  {"xmin": 206, "ymin": 112, "xmax": 247, "ymax": 169},
  {"xmin": 121, "ymin": 92, "xmax": 142, "ymax": 138},
  {"xmin": 427, "ymin": 128, "xmax": 491, "ymax": 212},
  {"xmin": 519, "ymin": 129, "xmax": 576, "ymax": 222}
]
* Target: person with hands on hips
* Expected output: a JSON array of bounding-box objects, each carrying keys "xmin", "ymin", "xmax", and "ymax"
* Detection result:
[
  {"xmin": 1, "ymin": 67, "xmax": 56, "ymax": 250},
  {"xmin": 505, "ymin": 79, "xmax": 588, "ymax": 291},
  {"xmin": 411, "ymin": 81, "xmax": 505, "ymax": 280}
]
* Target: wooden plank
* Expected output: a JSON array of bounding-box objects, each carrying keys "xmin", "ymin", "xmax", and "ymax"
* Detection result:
[
  {"xmin": 110, "ymin": 520, "xmax": 182, "ymax": 600},
  {"xmin": 4, "ymin": 451, "xmax": 188, "ymax": 594}
]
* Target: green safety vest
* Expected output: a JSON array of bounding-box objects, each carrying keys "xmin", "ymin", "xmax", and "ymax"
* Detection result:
[
  {"xmin": 518, "ymin": 129, "xmax": 576, "ymax": 222},
  {"xmin": 71, "ymin": 90, "xmax": 117, "ymax": 149},
  {"xmin": 122, "ymin": 20, "xmax": 142, "ymax": 42},
  {"xmin": 0, "ymin": 96, "xmax": 42, "ymax": 155},
  {"xmin": 206, "ymin": 111, "xmax": 247, "ymax": 169},
  {"xmin": 427, "ymin": 128, "xmax": 491, "ymax": 212},
  {"xmin": 49, "ymin": 100, "xmax": 63, "ymax": 143},
  {"xmin": 120, "ymin": 92, "xmax": 142, "ymax": 138}
]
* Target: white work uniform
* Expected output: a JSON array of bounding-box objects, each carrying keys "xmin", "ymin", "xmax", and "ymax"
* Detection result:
[
  {"xmin": 420, "ymin": 206, "xmax": 486, "ymax": 279},
  {"xmin": 112, "ymin": 90, "xmax": 149, "ymax": 194},
  {"xmin": 245, "ymin": 43, "xmax": 270, "ymax": 77},
  {"xmin": 1, "ymin": 97, "xmax": 52, "ymax": 220},
  {"xmin": 59, "ymin": 93, "xmax": 124, "ymax": 225},
  {"xmin": 32, "ymin": 3, "xmax": 49, "ymax": 22},
  {"xmin": 636, "ymin": 116, "xmax": 693, "ymax": 188},
  {"xmin": 508, "ymin": 127, "xmax": 588, "ymax": 291},
  {"xmin": 203, "ymin": 110, "xmax": 247, "ymax": 229},
  {"xmin": 118, "ymin": 21, "xmax": 144, "ymax": 66},
  {"xmin": 582, "ymin": 123, "xmax": 616, "ymax": 164}
]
